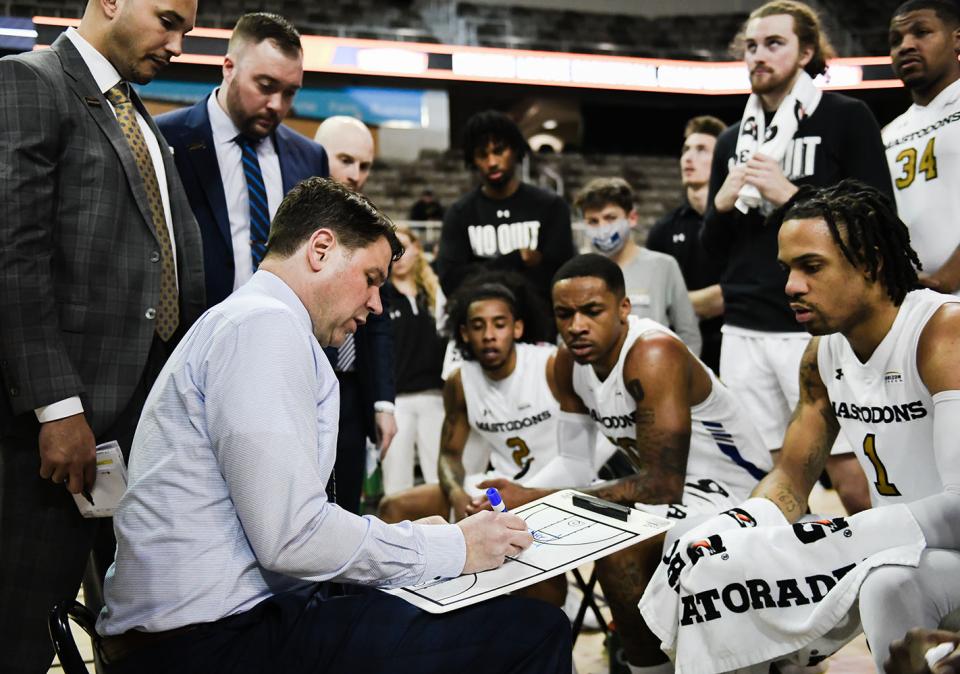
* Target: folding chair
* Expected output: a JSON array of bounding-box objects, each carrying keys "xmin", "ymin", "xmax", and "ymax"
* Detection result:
[
  {"xmin": 570, "ymin": 567, "xmax": 610, "ymax": 644},
  {"xmin": 48, "ymin": 599, "xmax": 102, "ymax": 674}
]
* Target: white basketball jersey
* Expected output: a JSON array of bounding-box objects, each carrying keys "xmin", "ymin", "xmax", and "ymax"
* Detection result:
[
  {"xmin": 572, "ymin": 316, "xmax": 771, "ymax": 511},
  {"xmin": 818, "ymin": 289, "xmax": 956, "ymax": 506},
  {"xmin": 460, "ymin": 343, "xmax": 559, "ymax": 484},
  {"xmin": 882, "ymin": 79, "xmax": 960, "ymax": 281}
]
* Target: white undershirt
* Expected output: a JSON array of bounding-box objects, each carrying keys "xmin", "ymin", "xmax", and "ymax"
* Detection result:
[{"xmin": 206, "ymin": 91, "xmax": 283, "ymax": 291}]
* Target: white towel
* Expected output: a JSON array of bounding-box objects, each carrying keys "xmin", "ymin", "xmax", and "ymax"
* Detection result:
[
  {"xmin": 733, "ymin": 70, "xmax": 822, "ymax": 213},
  {"xmin": 639, "ymin": 499, "xmax": 927, "ymax": 674}
]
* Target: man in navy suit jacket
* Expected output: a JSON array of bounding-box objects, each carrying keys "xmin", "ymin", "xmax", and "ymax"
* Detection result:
[{"xmin": 158, "ymin": 12, "xmax": 329, "ymax": 308}]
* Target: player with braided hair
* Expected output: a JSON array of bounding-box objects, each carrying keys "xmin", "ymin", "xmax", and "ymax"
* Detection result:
[
  {"xmin": 781, "ymin": 180, "xmax": 922, "ymax": 305},
  {"xmin": 639, "ymin": 179, "xmax": 960, "ymax": 673},
  {"xmin": 378, "ymin": 272, "xmax": 574, "ymax": 524}
]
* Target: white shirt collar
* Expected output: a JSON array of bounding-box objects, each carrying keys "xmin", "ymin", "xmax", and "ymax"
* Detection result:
[
  {"xmin": 207, "ymin": 89, "xmax": 277, "ymax": 153},
  {"xmin": 207, "ymin": 89, "xmax": 244, "ymax": 146},
  {"xmin": 63, "ymin": 27, "xmax": 122, "ymax": 95},
  {"xmin": 248, "ymin": 270, "xmax": 314, "ymax": 336}
]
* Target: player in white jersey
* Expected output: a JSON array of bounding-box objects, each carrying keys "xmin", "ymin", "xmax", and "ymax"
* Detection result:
[
  {"xmin": 884, "ymin": 0, "xmax": 960, "ymax": 294},
  {"xmin": 571, "ymin": 314, "xmax": 770, "ymax": 516},
  {"xmin": 639, "ymin": 180, "xmax": 960, "ymax": 673},
  {"xmin": 472, "ymin": 253, "xmax": 770, "ymax": 674},
  {"xmin": 379, "ymin": 278, "xmax": 566, "ymax": 524}
]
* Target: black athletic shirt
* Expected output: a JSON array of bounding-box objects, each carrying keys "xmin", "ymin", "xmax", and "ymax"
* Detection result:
[
  {"xmin": 382, "ymin": 282, "xmax": 445, "ymax": 395},
  {"xmin": 702, "ymin": 92, "xmax": 894, "ymax": 332},
  {"xmin": 648, "ymin": 201, "xmax": 724, "ymax": 373},
  {"xmin": 436, "ymin": 183, "xmax": 574, "ymax": 302}
]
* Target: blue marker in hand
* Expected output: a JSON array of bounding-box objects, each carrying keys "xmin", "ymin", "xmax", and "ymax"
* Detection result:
[{"xmin": 486, "ymin": 487, "xmax": 507, "ymax": 512}]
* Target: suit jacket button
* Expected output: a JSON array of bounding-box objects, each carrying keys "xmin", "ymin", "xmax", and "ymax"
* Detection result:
[
  {"xmin": 9, "ymin": 386, "xmax": 18, "ymax": 396},
  {"xmin": 150, "ymin": 250, "xmax": 161, "ymax": 263},
  {"xmin": 145, "ymin": 308, "xmax": 157, "ymax": 320}
]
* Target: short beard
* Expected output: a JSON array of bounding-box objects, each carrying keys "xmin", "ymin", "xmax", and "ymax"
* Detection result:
[{"xmin": 226, "ymin": 80, "xmax": 276, "ymax": 139}]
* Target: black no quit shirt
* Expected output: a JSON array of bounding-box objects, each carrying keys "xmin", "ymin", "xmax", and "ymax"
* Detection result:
[{"xmin": 436, "ymin": 183, "xmax": 574, "ymax": 301}]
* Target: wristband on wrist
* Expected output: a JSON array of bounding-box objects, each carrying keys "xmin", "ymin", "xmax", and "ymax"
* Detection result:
[{"xmin": 373, "ymin": 401, "xmax": 395, "ymax": 414}]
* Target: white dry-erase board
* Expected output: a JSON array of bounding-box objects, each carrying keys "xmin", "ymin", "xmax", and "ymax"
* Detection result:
[{"xmin": 386, "ymin": 489, "xmax": 674, "ymax": 613}]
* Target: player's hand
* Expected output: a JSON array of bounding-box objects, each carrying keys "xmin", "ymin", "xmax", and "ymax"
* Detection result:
[
  {"xmin": 713, "ymin": 165, "xmax": 747, "ymax": 213},
  {"xmin": 457, "ymin": 510, "xmax": 533, "ymax": 574},
  {"xmin": 519, "ymin": 248, "xmax": 542, "ymax": 267},
  {"xmin": 450, "ymin": 488, "xmax": 471, "ymax": 521},
  {"xmin": 374, "ymin": 411, "xmax": 397, "ymax": 458},
  {"xmin": 744, "ymin": 153, "xmax": 798, "ymax": 207},
  {"xmin": 885, "ymin": 628, "xmax": 959, "ymax": 674},
  {"xmin": 38, "ymin": 413, "xmax": 97, "ymax": 495},
  {"xmin": 466, "ymin": 477, "xmax": 546, "ymax": 514}
]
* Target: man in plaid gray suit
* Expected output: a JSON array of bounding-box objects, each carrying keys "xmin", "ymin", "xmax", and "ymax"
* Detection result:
[{"xmin": 0, "ymin": 0, "xmax": 205, "ymax": 670}]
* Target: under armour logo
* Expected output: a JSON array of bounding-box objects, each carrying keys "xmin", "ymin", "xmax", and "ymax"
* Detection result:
[
  {"xmin": 518, "ymin": 403, "xmax": 531, "ymax": 410},
  {"xmin": 496, "ymin": 209, "xmax": 511, "ymax": 219},
  {"xmin": 672, "ymin": 233, "xmax": 686, "ymax": 244},
  {"xmin": 836, "ymin": 368, "xmax": 844, "ymax": 381},
  {"xmin": 482, "ymin": 408, "xmax": 491, "ymax": 416}
]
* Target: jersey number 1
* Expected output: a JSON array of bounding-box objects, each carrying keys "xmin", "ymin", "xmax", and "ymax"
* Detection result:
[
  {"xmin": 894, "ymin": 138, "xmax": 938, "ymax": 189},
  {"xmin": 862, "ymin": 433, "xmax": 901, "ymax": 496}
]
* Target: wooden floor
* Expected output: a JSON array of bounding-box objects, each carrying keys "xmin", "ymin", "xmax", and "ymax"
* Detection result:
[{"xmin": 49, "ymin": 485, "xmax": 874, "ymax": 674}]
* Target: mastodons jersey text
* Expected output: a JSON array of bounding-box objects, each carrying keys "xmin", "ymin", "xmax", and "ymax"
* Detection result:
[
  {"xmin": 460, "ymin": 343, "xmax": 559, "ymax": 484},
  {"xmin": 882, "ymin": 79, "xmax": 960, "ymax": 283},
  {"xmin": 572, "ymin": 316, "xmax": 771, "ymax": 514},
  {"xmin": 818, "ymin": 289, "xmax": 958, "ymax": 505}
]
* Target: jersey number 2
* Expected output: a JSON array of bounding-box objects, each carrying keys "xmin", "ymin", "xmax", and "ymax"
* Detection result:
[
  {"xmin": 862, "ymin": 433, "xmax": 901, "ymax": 496},
  {"xmin": 507, "ymin": 437, "xmax": 530, "ymax": 467},
  {"xmin": 895, "ymin": 138, "xmax": 938, "ymax": 189}
]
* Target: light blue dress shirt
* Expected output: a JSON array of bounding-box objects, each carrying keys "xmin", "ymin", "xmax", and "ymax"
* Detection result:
[{"xmin": 98, "ymin": 271, "xmax": 465, "ymax": 635}]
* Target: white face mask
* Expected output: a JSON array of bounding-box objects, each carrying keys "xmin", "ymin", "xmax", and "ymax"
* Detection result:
[{"xmin": 589, "ymin": 218, "xmax": 631, "ymax": 255}]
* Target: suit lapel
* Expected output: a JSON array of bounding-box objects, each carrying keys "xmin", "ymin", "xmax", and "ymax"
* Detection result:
[
  {"xmin": 54, "ymin": 35, "xmax": 161, "ymax": 244},
  {"xmin": 274, "ymin": 126, "xmax": 299, "ymax": 195},
  {"xmin": 181, "ymin": 100, "xmax": 231, "ymax": 250}
]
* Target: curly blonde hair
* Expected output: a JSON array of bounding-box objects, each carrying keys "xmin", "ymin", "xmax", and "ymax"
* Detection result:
[{"xmin": 395, "ymin": 226, "xmax": 440, "ymax": 314}]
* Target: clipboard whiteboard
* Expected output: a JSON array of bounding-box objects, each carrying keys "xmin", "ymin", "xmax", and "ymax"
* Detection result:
[{"xmin": 386, "ymin": 489, "xmax": 674, "ymax": 613}]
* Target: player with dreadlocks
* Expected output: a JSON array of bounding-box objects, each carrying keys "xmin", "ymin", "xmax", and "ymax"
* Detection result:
[{"xmin": 638, "ymin": 179, "xmax": 960, "ymax": 673}]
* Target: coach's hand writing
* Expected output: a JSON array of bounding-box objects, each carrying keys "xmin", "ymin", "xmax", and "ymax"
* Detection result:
[{"xmin": 457, "ymin": 510, "xmax": 532, "ymax": 574}]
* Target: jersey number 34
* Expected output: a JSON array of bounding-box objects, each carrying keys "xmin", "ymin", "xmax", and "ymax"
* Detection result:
[{"xmin": 895, "ymin": 138, "xmax": 938, "ymax": 190}]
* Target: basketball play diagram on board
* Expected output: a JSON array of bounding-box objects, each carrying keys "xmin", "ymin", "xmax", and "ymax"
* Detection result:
[{"xmin": 388, "ymin": 490, "xmax": 673, "ymax": 613}]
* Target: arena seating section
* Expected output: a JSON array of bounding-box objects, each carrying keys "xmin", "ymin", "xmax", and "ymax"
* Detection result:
[
  {"xmin": 365, "ymin": 151, "xmax": 683, "ymax": 247},
  {"xmin": 8, "ymin": 0, "xmax": 904, "ymax": 57}
]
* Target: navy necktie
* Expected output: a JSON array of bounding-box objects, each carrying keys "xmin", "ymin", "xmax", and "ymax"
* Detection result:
[{"xmin": 236, "ymin": 135, "xmax": 270, "ymax": 271}]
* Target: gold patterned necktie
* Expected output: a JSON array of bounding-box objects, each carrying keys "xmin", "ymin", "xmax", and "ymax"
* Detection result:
[{"xmin": 105, "ymin": 84, "xmax": 179, "ymax": 341}]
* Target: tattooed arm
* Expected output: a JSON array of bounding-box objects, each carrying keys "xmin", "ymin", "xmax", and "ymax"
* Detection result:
[
  {"xmin": 588, "ymin": 333, "xmax": 693, "ymax": 506},
  {"xmin": 752, "ymin": 337, "xmax": 839, "ymax": 522},
  {"xmin": 437, "ymin": 370, "xmax": 473, "ymax": 519}
]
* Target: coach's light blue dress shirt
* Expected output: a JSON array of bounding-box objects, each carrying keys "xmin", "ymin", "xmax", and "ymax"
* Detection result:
[{"xmin": 97, "ymin": 271, "xmax": 465, "ymax": 635}]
